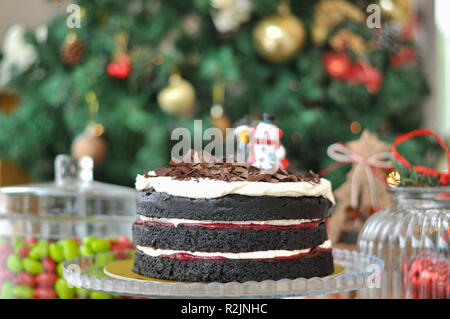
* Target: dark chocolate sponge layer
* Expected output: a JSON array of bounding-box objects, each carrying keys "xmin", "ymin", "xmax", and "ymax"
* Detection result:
[
  {"xmin": 137, "ymin": 189, "xmax": 333, "ymax": 220},
  {"xmin": 132, "ymin": 249, "xmax": 334, "ymax": 283},
  {"xmin": 132, "ymin": 222, "xmax": 328, "ymax": 252}
]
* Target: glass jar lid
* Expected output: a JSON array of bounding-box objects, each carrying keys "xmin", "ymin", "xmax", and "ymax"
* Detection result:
[{"xmin": 0, "ymin": 155, "xmax": 136, "ymax": 217}]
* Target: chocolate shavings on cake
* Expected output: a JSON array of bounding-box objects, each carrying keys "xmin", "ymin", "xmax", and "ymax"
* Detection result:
[{"xmin": 144, "ymin": 150, "xmax": 320, "ymax": 184}]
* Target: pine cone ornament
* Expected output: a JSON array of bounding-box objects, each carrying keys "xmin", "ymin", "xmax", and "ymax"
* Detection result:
[
  {"xmin": 372, "ymin": 21, "xmax": 402, "ymax": 53},
  {"xmin": 60, "ymin": 35, "xmax": 85, "ymax": 66}
]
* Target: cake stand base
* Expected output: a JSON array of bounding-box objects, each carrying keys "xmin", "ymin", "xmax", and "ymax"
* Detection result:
[
  {"xmin": 63, "ymin": 249, "xmax": 384, "ymax": 298},
  {"xmin": 104, "ymin": 259, "xmax": 346, "ymax": 283}
]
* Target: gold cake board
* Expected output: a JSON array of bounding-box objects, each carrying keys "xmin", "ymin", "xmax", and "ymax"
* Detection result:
[{"xmin": 104, "ymin": 259, "xmax": 345, "ymax": 284}]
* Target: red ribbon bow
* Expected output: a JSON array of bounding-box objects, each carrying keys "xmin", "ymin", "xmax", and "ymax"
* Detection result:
[{"xmin": 391, "ymin": 129, "xmax": 450, "ymax": 186}]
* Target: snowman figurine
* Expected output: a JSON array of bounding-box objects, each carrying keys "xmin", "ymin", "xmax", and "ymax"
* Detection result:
[{"xmin": 235, "ymin": 113, "xmax": 289, "ymax": 170}]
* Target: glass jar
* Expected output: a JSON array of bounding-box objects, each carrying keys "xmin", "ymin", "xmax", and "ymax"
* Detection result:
[
  {"xmin": 357, "ymin": 187, "xmax": 449, "ymax": 299},
  {"xmin": 0, "ymin": 155, "xmax": 137, "ymax": 299}
]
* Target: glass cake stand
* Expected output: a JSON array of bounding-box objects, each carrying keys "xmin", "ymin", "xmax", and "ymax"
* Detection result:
[{"xmin": 62, "ymin": 248, "xmax": 384, "ymax": 298}]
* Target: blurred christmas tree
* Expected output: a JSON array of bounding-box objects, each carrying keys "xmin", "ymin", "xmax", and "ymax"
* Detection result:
[{"xmin": 0, "ymin": 0, "xmax": 431, "ymax": 187}]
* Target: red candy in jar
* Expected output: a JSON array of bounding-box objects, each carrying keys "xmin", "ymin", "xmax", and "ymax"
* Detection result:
[
  {"xmin": 36, "ymin": 273, "xmax": 59, "ymax": 287},
  {"xmin": 18, "ymin": 246, "xmax": 31, "ymax": 259},
  {"xmin": 0, "ymin": 235, "xmax": 133, "ymax": 299},
  {"xmin": 0, "ymin": 243, "xmax": 14, "ymax": 257},
  {"xmin": 0, "ymin": 268, "xmax": 14, "ymax": 281},
  {"xmin": 24, "ymin": 236, "xmax": 38, "ymax": 245},
  {"xmin": 34, "ymin": 287, "xmax": 57, "ymax": 299},
  {"xmin": 112, "ymin": 243, "xmax": 129, "ymax": 259},
  {"xmin": 42, "ymin": 257, "xmax": 57, "ymax": 273},
  {"xmin": 117, "ymin": 235, "xmax": 131, "ymax": 246},
  {"xmin": 13, "ymin": 272, "xmax": 36, "ymax": 287},
  {"xmin": 406, "ymin": 253, "xmax": 450, "ymax": 299}
]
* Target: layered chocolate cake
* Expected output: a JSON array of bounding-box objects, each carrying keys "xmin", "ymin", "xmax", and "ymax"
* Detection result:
[{"xmin": 132, "ymin": 155, "xmax": 335, "ymax": 283}]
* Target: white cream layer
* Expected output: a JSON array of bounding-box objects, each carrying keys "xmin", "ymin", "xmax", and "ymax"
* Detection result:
[
  {"xmin": 136, "ymin": 172, "xmax": 335, "ymax": 204},
  {"xmin": 137, "ymin": 240, "xmax": 332, "ymax": 260},
  {"xmin": 139, "ymin": 215, "xmax": 321, "ymax": 227}
]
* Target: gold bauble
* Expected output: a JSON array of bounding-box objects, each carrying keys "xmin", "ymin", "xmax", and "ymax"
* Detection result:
[
  {"xmin": 312, "ymin": 0, "xmax": 365, "ymax": 45},
  {"xmin": 253, "ymin": 12, "xmax": 306, "ymax": 63},
  {"xmin": 157, "ymin": 74, "xmax": 196, "ymax": 116},
  {"xmin": 71, "ymin": 126, "xmax": 107, "ymax": 165},
  {"xmin": 387, "ymin": 171, "xmax": 401, "ymax": 187},
  {"xmin": 211, "ymin": 115, "xmax": 232, "ymax": 136},
  {"xmin": 378, "ymin": 0, "xmax": 412, "ymax": 25},
  {"xmin": 0, "ymin": 160, "xmax": 30, "ymax": 187},
  {"xmin": 329, "ymin": 29, "xmax": 366, "ymax": 54},
  {"xmin": 0, "ymin": 92, "xmax": 20, "ymax": 114}
]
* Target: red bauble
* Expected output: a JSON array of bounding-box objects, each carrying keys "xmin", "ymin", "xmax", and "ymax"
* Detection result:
[
  {"xmin": 406, "ymin": 253, "xmax": 450, "ymax": 299},
  {"xmin": 280, "ymin": 158, "xmax": 290, "ymax": 169},
  {"xmin": 345, "ymin": 61, "xmax": 383, "ymax": 94},
  {"xmin": 363, "ymin": 69, "xmax": 383, "ymax": 94},
  {"xmin": 323, "ymin": 52, "xmax": 383, "ymax": 94},
  {"xmin": 441, "ymin": 173, "xmax": 450, "ymax": 186},
  {"xmin": 107, "ymin": 54, "xmax": 132, "ymax": 79},
  {"xmin": 390, "ymin": 46, "xmax": 416, "ymax": 68},
  {"xmin": 323, "ymin": 51, "xmax": 351, "ymax": 79}
]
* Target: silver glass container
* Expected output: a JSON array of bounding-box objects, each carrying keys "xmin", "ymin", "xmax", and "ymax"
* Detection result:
[
  {"xmin": 0, "ymin": 155, "xmax": 136, "ymax": 239},
  {"xmin": 357, "ymin": 187, "xmax": 449, "ymax": 299},
  {"xmin": 0, "ymin": 155, "xmax": 136, "ymax": 299}
]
